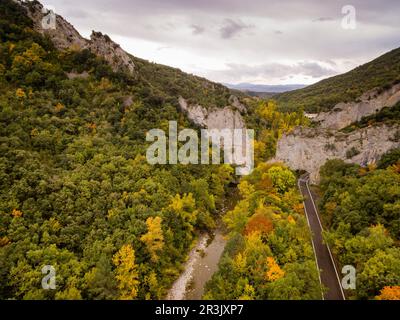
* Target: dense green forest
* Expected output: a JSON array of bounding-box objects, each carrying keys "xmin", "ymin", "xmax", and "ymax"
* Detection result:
[
  {"xmin": 203, "ymin": 163, "xmax": 322, "ymax": 299},
  {"xmin": 2, "ymin": 0, "xmax": 399, "ymax": 301},
  {"xmin": 318, "ymin": 156, "xmax": 400, "ymax": 299},
  {"xmin": 275, "ymin": 47, "xmax": 400, "ymax": 113},
  {"xmin": 0, "ymin": 0, "xmax": 235, "ymax": 299},
  {"xmin": 0, "ymin": 0, "xmax": 318, "ymax": 300}
]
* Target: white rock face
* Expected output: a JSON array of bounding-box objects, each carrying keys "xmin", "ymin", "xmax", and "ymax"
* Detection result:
[
  {"xmin": 178, "ymin": 96, "xmax": 245, "ymax": 130},
  {"xmin": 314, "ymin": 84, "xmax": 400, "ymax": 130},
  {"xmin": 26, "ymin": 2, "xmax": 87, "ymax": 50},
  {"xmin": 88, "ymin": 31, "xmax": 136, "ymax": 74},
  {"xmin": 274, "ymin": 125, "xmax": 400, "ymax": 183},
  {"xmin": 21, "ymin": 1, "xmax": 135, "ymax": 74}
]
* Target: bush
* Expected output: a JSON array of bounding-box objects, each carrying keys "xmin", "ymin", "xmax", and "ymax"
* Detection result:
[{"xmin": 346, "ymin": 147, "xmax": 360, "ymax": 159}]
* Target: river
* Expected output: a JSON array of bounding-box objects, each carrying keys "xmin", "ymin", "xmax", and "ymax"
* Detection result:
[{"xmin": 166, "ymin": 228, "xmax": 227, "ymax": 300}]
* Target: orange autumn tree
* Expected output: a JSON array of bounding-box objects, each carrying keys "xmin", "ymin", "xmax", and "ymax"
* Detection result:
[
  {"xmin": 376, "ymin": 286, "xmax": 400, "ymax": 300},
  {"xmin": 265, "ymin": 257, "xmax": 285, "ymax": 281},
  {"xmin": 244, "ymin": 205, "xmax": 274, "ymax": 236},
  {"xmin": 113, "ymin": 244, "xmax": 140, "ymax": 300},
  {"xmin": 244, "ymin": 213, "xmax": 274, "ymax": 236}
]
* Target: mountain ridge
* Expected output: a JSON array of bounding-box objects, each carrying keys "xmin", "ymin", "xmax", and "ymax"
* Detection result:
[
  {"xmin": 224, "ymin": 83, "xmax": 307, "ymax": 93},
  {"xmin": 275, "ymin": 47, "xmax": 400, "ymax": 113},
  {"xmin": 15, "ymin": 0, "xmax": 246, "ymax": 114}
]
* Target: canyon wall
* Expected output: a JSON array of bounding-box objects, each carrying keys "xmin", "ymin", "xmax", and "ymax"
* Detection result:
[
  {"xmin": 274, "ymin": 124, "xmax": 400, "ymax": 183},
  {"xmin": 178, "ymin": 96, "xmax": 246, "ymax": 130},
  {"xmin": 313, "ymin": 84, "xmax": 400, "ymax": 130}
]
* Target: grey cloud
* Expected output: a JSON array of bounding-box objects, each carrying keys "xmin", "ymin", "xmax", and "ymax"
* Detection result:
[
  {"xmin": 312, "ymin": 17, "xmax": 334, "ymax": 22},
  {"xmin": 64, "ymin": 9, "xmax": 88, "ymax": 19},
  {"xmin": 41, "ymin": 0, "xmax": 400, "ymax": 84},
  {"xmin": 219, "ymin": 19, "xmax": 252, "ymax": 39},
  {"xmin": 191, "ymin": 24, "xmax": 205, "ymax": 35}
]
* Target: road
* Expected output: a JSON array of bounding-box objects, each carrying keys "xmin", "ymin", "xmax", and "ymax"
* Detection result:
[{"xmin": 298, "ymin": 174, "xmax": 345, "ymax": 300}]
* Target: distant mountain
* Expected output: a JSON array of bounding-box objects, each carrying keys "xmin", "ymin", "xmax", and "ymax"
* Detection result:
[
  {"xmin": 224, "ymin": 83, "xmax": 308, "ymax": 93},
  {"xmin": 275, "ymin": 47, "xmax": 400, "ymax": 113}
]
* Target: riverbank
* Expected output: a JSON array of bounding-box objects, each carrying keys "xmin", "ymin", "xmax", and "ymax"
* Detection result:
[{"xmin": 166, "ymin": 229, "xmax": 226, "ymax": 300}]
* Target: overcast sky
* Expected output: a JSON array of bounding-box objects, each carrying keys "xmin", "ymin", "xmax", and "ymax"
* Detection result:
[{"xmin": 41, "ymin": 0, "xmax": 400, "ymax": 85}]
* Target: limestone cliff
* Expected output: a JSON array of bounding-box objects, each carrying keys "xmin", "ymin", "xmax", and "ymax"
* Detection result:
[
  {"xmin": 273, "ymin": 125, "xmax": 400, "ymax": 183},
  {"xmin": 312, "ymin": 84, "xmax": 400, "ymax": 130},
  {"xmin": 20, "ymin": 1, "xmax": 135, "ymax": 74},
  {"xmin": 88, "ymin": 31, "xmax": 135, "ymax": 74},
  {"xmin": 178, "ymin": 96, "xmax": 246, "ymax": 130}
]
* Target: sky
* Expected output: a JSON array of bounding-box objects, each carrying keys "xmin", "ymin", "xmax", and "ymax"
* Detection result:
[{"xmin": 41, "ymin": 0, "xmax": 400, "ymax": 85}]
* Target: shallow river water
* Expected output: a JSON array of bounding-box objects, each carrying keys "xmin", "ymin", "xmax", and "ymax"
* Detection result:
[{"xmin": 166, "ymin": 229, "xmax": 226, "ymax": 300}]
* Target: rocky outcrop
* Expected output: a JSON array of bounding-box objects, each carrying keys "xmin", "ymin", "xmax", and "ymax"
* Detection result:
[
  {"xmin": 25, "ymin": 1, "xmax": 86, "ymax": 50},
  {"xmin": 88, "ymin": 31, "xmax": 135, "ymax": 74},
  {"xmin": 273, "ymin": 125, "xmax": 400, "ymax": 183},
  {"xmin": 20, "ymin": 1, "xmax": 135, "ymax": 74},
  {"xmin": 313, "ymin": 84, "xmax": 400, "ymax": 130},
  {"xmin": 178, "ymin": 96, "xmax": 245, "ymax": 130},
  {"xmin": 228, "ymin": 95, "xmax": 247, "ymax": 113}
]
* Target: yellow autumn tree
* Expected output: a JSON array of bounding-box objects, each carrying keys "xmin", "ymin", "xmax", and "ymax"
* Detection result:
[
  {"xmin": 169, "ymin": 193, "xmax": 197, "ymax": 236},
  {"xmin": 239, "ymin": 284, "xmax": 255, "ymax": 300},
  {"xmin": 16, "ymin": 88, "xmax": 26, "ymax": 99},
  {"xmin": 140, "ymin": 216, "xmax": 164, "ymax": 262},
  {"xmin": 238, "ymin": 180, "xmax": 255, "ymax": 199},
  {"xmin": 112, "ymin": 244, "xmax": 139, "ymax": 300},
  {"xmin": 233, "ymin": 252, "xmax": 247, "ymax": 273},
  {"xmin": 376, "ymin": 286, "xmax": 400, "ymax": 300},
  {"xmin": 265, "ymin": 257, "xmax": 285, "ymax": 281},
  {"xmin": 11, "ymin": 209, "xmax": 23, "ymax": 218}
]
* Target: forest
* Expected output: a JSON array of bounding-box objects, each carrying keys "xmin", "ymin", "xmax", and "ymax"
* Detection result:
[
  {"xmin": 203, "ymin": 163, "xmax": 322, "ymax": 299},
  {"xmin": 1, "ymin": 0, "xmax": 399, "ymax": 301},
  {"xmin": 0, "ymin": 0, "xmax": 234, "ymax": 299},
  {"xmin": 0, "ymin": 0, "xmax": 317, "ymax": 299},
  {"xmin": 318, "ymin": 155, "xmax": 400, "ymax": 299}
]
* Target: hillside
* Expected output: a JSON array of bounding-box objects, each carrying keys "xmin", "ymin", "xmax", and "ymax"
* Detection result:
[
  {"xmin": 0, "ymin": 0, "xmax": 325, "ymax": 301},
  {"xmin": 341, "ymin": 101, "xmax": 400, "ymax": 133},
  {"xmin": 130, "ymin": 56, "xmax": 232, "ymax": 109},
  {"xmin": 0, "ymin": 0, "xmax": 237, "ymax": 299},
  {"xmin": 275, "ymin": 47, "xmax": 400, "ymax": 113},
  {"xmin": 14, "ymin": 0, "xmax": 239, "ymax": 111}
]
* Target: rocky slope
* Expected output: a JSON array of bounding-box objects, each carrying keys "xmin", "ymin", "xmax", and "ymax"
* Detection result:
[
  {"xmin": 274, "ymin": 124, "xmax": 400, "ymax": 183},
  {"xmin": 178, "ymin": 96, "xmax": 246, "ymax": 130},
  {"xmin": 275, "ymin": 47, "xmax": 400, "ymax": 113},
  {"xmin": 17, "ymin": 0, "xmax": 247, "ymax": 131},
  {"xmin": 312, "ymin": 84, "xmax": 400, "ymax": 130},
  {"xmin": 20, "ymin": 0, "xmax": 135, "ymax": 74}
]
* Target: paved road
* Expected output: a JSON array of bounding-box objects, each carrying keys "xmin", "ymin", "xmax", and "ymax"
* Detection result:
[{"xmin": 298, "ymin": 174, "xmax": 345, "ymax": 300}]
